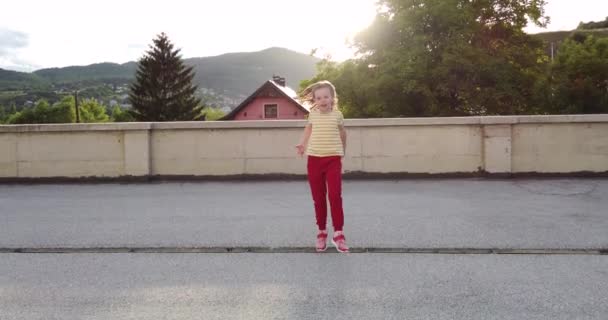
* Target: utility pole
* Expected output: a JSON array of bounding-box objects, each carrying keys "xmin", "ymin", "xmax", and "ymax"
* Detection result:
[{"xmin": 74, "ymin": 90, "xmax": 80, "ymax": 123}]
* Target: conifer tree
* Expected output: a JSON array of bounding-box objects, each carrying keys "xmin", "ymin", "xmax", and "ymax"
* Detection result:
[{"xmin": 129, "ymin": 33, "xmax": 202, "ymax": 121}]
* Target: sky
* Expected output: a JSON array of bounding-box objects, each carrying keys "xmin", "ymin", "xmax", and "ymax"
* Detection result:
[{"xmin": 1, "ymin": 0, "xmax": 607, "ymax": 72}]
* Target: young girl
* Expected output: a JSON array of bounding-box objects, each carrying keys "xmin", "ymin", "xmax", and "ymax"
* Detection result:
[{"xmin": 295, "ymin": 80, "xmax": 349, "ymax": 253}]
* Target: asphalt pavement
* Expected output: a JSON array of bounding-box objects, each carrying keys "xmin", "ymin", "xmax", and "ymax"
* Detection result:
[{"xmin": 1, "ymin": 178, "xmax": 607, "ymax": 319}]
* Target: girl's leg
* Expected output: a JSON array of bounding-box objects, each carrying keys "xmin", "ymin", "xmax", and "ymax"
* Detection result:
[
  {"xmin": 307, "ymin": 156, "xmax": 328, "ymax": 230},
  {"xmin": 326, "ymin": 156, "xmax": 344, "ymax": 231}
]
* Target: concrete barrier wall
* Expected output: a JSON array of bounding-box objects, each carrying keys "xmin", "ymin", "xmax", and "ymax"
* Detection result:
[{"xmin": 1, "ymin": 115, "xmax": 607, "ymax": 179}]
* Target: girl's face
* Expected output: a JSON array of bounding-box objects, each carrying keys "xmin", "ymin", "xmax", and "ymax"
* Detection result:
[{"xmin": 313, "ymin": 87, "xmax": 334, "ymax": 113}]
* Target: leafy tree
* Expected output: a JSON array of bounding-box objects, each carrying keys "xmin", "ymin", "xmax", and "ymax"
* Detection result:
[
  {"xmin": 79, "ymin": 98, "xmax": 110, "ymax": 123},
  {"xmin": 0, "ymin": 105, "xmax": 6, "ymax": 124},
  {"xmin": 8, "ymin": 104, "xmax": 18, "ymax": 115},
  {"xmin": 4, "ymin": 96, "xmax": 109, "ymax": 124},
  {"xmin": 301, "ymin": 59, "xmax": 379, "ymax": 118},
  {"xmin": 543, "ymin": 35, "xmax": 608, "ymax": 114},
  {"xmin": 111, "ymin": 106, "xmax": 135, "ymax": 122},
  {"xmin": 6, "ymin": 98, "xmax": 74, "ymax": 124},
  {"xmin": 201, "ymin": 107, "xmax": 226, "ymax": 121},
  {"xmin": 305, "ymin": 0, "xmax": 551, "ymax": 117},
  {"xmin": 129, "ymin": 33, "xmax": 203, "ymax": 121},
  {"xmin": 50, "ymin": 97, "xmax": 77, "ymax": 123}
]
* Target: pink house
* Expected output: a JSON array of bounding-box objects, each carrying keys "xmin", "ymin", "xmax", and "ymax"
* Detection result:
[{"xmin": 221, "ymin": 76, "xmax": 310, "ymax": 120}]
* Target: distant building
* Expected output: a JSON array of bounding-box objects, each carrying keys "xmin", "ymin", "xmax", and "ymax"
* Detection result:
[{"xmin": 221, "ymin": 76, "xmax": 309, "ymax": 120}]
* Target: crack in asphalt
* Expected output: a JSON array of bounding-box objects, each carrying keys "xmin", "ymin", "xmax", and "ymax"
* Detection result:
[{"xmin": 1, "ymin": 247, "xmax": 606, "ymax": 255}]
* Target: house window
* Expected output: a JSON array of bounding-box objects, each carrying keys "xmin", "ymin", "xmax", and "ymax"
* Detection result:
[{"xmin": 264, "ymin": 104, "xmax": 278, "ymax": 118}]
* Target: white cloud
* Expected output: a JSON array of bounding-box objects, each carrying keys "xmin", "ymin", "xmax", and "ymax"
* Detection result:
[
  {"xmin": 0, "ymin": 28, "xmax": 28, "ymax": 53},
  {"xmin": 0, "ymin": 28, "xmax": 40, "ymax": 71}
]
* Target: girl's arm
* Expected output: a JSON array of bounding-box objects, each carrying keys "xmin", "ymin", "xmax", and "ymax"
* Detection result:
[
  {"xmin": 296, "ymin": 124, "xmax": 312, "ymax": 156},
  {"xmin": 339, "ymin": 125, "xmax": 347, "ymax": 156}
]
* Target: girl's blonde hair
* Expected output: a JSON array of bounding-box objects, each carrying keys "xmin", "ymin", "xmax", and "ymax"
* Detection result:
[{"xmin": 298, "ymin": 80, "xmax": 339, "ymax": 111}]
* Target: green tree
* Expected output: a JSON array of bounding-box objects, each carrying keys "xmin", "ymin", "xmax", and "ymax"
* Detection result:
[
  {"xmin": 3, "ymin": 103, "xmax": 18, "ymax": 123},
  {"xmin": 301, "ymin": 59, "xmax": 379, "ymax": 118},
  {"xmin": 201, "ymin": 107, "xmax": 226, "ymax": 121},
  {"xmin": 129, "ymin": 33, "xmax": 203, "ymax": 121},
  {"xmin": 544, "ymin": 35, "xmax": 608, "ymax": 114},
  {"xmin": 4, "ymin": 96, "xmax": 109, "ymax": 124},
  {"xmin": 6, "ymin": 98, "xmax": 74, "ymax": 124},
  {"xmin": 79, "ymin": 98, "xmax": 111, "ymax": 123},
  {"xmin": 111, "ymin": 106, "xmax": 136, "ymax": 122},
  {"xmin": 0, "ymin": 105, "xmax": 6, "ymax": 124},
  {"xmin": 306, "ymin": 0, "xmax": 550, "ymax": 117},
  {"xmin": 50, "ymin": 96, "xmax": 77, "ymax": 123}
]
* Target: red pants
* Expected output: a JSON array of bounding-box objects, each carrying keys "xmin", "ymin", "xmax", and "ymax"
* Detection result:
[{"xmin": 307, "ymin": 156, "xmax": 344, "ymax": 231}]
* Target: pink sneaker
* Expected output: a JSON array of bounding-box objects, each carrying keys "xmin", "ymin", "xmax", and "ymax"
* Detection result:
[
  {"xmin": 332, "ymin": 233, "xmax": 349, "ymax": 253},
  {"xmin": 316, "ymin": 231, "xmax": 328, "ymax": 252}
]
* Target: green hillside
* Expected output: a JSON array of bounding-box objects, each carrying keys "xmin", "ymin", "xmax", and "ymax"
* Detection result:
[
  {"xmin": 531, "ymin": 28, "xmax": 608, "ymax": 57},
  {"xmin": 533, "ymin": 28, "xmax": 608, "ymax": 43},
  {"xmin": 0, "ymin": 47, "xmax": 319, "ymax": 107},
  {"xmin": 187, "ymin": 47, "xmax": 320, "ymax": 101},
  {"xmin": 0, "ymin": 68, "xmax": 50, "ymax": 91},
  {"xmin": 33, "ymin": 62, "xmax": 138, "ymax": 83}
]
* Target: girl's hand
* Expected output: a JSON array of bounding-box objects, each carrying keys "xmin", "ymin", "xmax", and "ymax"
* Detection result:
[{"xmin": 295, "ymin": 144, "xmax": 305, "ymax": 157}]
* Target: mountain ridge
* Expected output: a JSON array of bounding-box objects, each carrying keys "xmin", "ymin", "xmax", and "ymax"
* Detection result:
[{"xmin": 0, "ymin": 47, "xmax": 320, "ymax": 108}]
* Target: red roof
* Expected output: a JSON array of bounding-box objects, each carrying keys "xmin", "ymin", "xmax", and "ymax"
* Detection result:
[{"xmin": 221, "ymin": 80, "xmax": 309, "ymax": 120}]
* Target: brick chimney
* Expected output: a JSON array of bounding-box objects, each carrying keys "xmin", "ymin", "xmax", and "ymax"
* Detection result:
[{"xmin": 272, "ymin": 75, "xmax": 286, "ymax": 87}]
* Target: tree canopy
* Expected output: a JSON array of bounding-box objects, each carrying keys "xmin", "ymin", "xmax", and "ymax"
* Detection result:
[
  {"xmin": 543, "ymin": 34, "xmax": 608, "ymax": 114},
  {"xmin": 4, "ymin": 96, "xmax": 110, "ymax": 124},
  {"xmin": 303, "ymin": 0, "xmax": 608, "ymax": 118}
]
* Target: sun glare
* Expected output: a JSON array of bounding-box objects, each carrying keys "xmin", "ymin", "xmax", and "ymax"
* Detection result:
[{"xmin": 310, "ymin": 1, "xmax": 378, "ymax": 61}]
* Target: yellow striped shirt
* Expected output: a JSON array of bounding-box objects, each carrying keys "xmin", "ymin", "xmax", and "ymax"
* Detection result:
[{"xmin": 306, "ymin": 109, "xmax": 344, "ymax": 157}]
